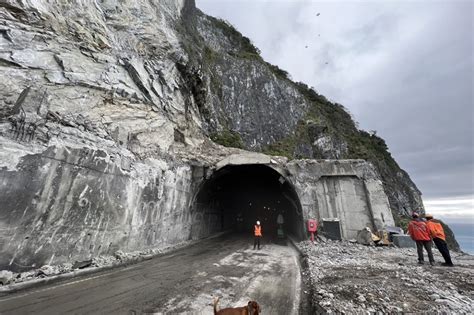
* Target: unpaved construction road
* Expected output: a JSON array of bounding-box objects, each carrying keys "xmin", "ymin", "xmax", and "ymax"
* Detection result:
[{"xmin": 0, "ymin": 234, "xmax": 301, "ymax": 314}]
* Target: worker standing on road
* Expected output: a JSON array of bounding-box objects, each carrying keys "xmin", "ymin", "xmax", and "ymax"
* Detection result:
[
  {"xmin": 425, "ymin": 214, "xmax": 454, "ymax": 267},
  {"xmin": 254, "ymin": 221, "xmax": 262, "ymax": 250},
  {"xmin": 408, "ymin": 213, "xmax": 435, "ymax": 265}
]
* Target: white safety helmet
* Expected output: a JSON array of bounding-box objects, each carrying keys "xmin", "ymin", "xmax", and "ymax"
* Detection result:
[{"xmin": 256, "ymin": 221, "xmax": 260, "ymax": 225}]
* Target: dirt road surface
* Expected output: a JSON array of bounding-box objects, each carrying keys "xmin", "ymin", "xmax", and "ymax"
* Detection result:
[{"xmin": 0, "ymin": 233, "xmax": 301, "ymax": 314}]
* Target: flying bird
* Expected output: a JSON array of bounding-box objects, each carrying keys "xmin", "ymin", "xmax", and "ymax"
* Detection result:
[{"xmin": 316, "ymin": 13, "xmax": 320, "ymax": 16}]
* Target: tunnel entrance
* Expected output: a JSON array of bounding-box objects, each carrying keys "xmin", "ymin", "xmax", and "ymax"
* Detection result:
[{"xmin": 192, "ymin": 164, "xmax": 304, "ymax": 240}]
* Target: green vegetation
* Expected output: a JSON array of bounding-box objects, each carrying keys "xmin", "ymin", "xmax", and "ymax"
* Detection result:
[
  {"xmin": 202, "ymin": 47, "xmax": 223, "ymax": 100},
  {"xmin": 266, "ymin": 62, "xmax": 290, "ymax": 80},
  {"xmin": 262, "ymin": 120, "xmax": 310, "ymax": 159},
  {"xmin": 293, "ymin": 82, "xmax": 356, "ymax": 135},
  {"xmin": 227, "ymin": 50, "xmax": 261, "ymax": 61},
  {"xmin": 208, "ymin": 16, "xmax": 260, "ymax": 56},
  {"xmin": 294, "ymin": 82, "xmax": 328, "ymax": 104},
  {"xmin": 394, "ymin": 215, "xmax": 411, "ymax": 233},
  {"xmin": 208, "ymin": 16, "xmax": 292, "ymax": 81},
  {"xmin": 258, "ymin": 82, "xmax": 356, "ymax": 160},
  {"xmin": 210, "ymin": 129, "xmax": 244, "ymax": 149},
  {"xmin": 203, "ymin": 46, "xmax": 218, "ymax": 64},
  {"xmin": 262, "ymin": 137, "xmax": 295, "ymax": 159},
  {"xmin": 290, "ymin": 82, "xmax": 402, "ymax": 175},
  {"xmin": 346, "ymin": 131, "xmax": 398, "ymax": 168},
  {"xmin": 258, "ymin": 79, "xmax": 405, "ymax": 209}
]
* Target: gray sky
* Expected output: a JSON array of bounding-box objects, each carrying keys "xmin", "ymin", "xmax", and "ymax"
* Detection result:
[{"xmin": 196, "ymin": 0, "xmax": 473, "ymax": 223}]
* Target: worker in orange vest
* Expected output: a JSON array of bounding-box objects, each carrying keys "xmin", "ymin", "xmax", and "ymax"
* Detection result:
[
  {"xmin": 425, "ymin": 214, "xmax": 454, "ymax": 266},
  {"xmin": 408, "ymin": 212, "xmax": 434, "ymax": 265},
  {"xmin": 254, "ymin": 221, "xmax": 262, "ymax": 250}
]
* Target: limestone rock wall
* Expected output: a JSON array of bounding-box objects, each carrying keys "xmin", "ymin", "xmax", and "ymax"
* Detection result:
[
  {"xmin": 0, "ymin": 0, "xmax": 203, "ymax": 155},
  {"xmin": 194, "ymin": 11, "xmax": 310, "ymax": 151},
  {"xmin": 0, "ymin": 0, "xmax": 209, "ymax": 271}
]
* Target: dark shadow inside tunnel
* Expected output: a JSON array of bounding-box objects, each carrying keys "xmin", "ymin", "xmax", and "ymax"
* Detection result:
[{"xmin": 192, "ymin": 164, "xmax": 305, "ymax": 240}]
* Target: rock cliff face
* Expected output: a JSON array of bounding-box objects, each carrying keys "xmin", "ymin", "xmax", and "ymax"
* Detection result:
[
  {"xmin": 178, "ymin": 8, "xmax": 426, "ymax": 218},
  {"xmin": 0, "ymin": 0, "xmax": 456, "ymax": 270},
  {"xmin": 0, "ymin": 0, "xmax": 211, "ymax": 271}
]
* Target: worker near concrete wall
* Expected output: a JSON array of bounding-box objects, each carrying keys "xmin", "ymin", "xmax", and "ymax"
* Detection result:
[
  {"xmin": 408, "ymin": 213, "xmax": 435, "ymax": 265},
  {"xmin": 425, "ymin": 214, "xmax": 454, "ymax": 267},
  {"xmin": 254, "ymin": 221, "xmax": 262, "ymax": 250}
]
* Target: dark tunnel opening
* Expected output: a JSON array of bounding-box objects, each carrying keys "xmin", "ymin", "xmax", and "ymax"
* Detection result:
[{"xmin": 192, "ymin": 164, "xmax": 305, "ymax": 240}]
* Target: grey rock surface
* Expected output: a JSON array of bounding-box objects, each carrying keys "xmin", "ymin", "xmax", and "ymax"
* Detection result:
[{"xmin": 392, "ymin": 234, "xmax": 416, "ymax": 248}]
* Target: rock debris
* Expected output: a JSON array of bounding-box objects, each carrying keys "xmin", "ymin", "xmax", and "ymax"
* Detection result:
[{"xmin": 297, "ymin": 239, "xmax": 473, "ymax": 313}]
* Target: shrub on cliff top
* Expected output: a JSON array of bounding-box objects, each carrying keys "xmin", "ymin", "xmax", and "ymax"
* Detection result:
[
  {"xmin": 210, "ymin": 129, "xmax": 244, "ymax": 149},
  {"xmin": 209, "ymin": 17, "xmax": 261, "ymax": 56}
]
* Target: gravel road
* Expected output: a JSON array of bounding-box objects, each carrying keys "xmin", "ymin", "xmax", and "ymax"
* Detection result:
[{"xmin": 298, "ymin": 239, "xmax": 474, "ymax": 313}]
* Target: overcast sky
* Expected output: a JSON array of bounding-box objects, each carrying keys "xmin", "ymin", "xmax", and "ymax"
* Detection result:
[{"xmin": 196, "ymin": 0, "xmax": 473, "ymax": 224}]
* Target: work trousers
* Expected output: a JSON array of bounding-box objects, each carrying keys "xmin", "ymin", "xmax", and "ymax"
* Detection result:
[
  {"xmin": 253, "ymin": 236, "xmax": 261, "ymax": 249},
  {"xmin": 433, "ymin": 237, "xmax": 453, "ymax": 265},
  {"xmin": 416, "ymin": 240, "xmax": 434, "ymax": 263}
]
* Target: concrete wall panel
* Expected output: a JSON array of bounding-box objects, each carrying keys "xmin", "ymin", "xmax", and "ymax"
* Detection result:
[{"xmin": 288, "ymin": 160, "xmax": 395, "ymax": 240}]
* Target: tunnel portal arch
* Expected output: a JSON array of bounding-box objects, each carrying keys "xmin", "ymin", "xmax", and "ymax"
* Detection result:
[{"xmin": 191, "ymin": 164, "xmax": 305, "ymax": 240}]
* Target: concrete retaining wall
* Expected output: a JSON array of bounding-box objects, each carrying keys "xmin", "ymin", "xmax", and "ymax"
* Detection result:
[{"xmin": 287, "ymin": 160, "xmax": 395, "ymax": 239}]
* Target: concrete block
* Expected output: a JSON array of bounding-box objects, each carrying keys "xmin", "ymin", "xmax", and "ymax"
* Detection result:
[{"xmin": 392, "ymin": 235, "xmax": 416, "ymax": 248}]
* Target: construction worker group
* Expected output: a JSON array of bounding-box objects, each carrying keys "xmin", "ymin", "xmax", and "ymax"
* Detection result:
[
  {"xmin": 408, "ymin": 212, "xmax": 454, "ymax": 266},
  {"xmin": 251, "ymin": 211, "xmax": 454, "ymax": 266}
]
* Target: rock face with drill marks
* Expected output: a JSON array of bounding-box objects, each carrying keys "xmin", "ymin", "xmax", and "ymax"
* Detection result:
[{"xmin": 0, "ymin": 0, "xmax": 452, "ymax": 272}]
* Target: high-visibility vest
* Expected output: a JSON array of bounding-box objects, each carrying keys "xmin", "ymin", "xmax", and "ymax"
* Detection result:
[
  {"xmin": 427, "ymin": 220, "xmax": 446, "ymax": 241},
  {"xmin": 408, "ymin": 220, "xmax": 430, "ymax": 241},
  {"xmin": 254, "ymin": 225, "xmax": 262, "ymax": 236}
]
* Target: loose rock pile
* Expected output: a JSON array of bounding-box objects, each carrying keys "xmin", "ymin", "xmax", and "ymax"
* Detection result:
[{"xmin": 297, "ymin": 239, "xmax": 473, "ymax": 313}]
